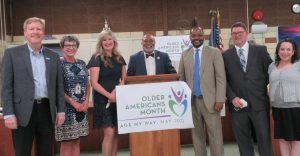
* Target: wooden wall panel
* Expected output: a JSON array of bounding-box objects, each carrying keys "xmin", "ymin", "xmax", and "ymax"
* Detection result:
[{"xmin": 4, "ymin": 0, "xmax": 299, "ymax": 36}]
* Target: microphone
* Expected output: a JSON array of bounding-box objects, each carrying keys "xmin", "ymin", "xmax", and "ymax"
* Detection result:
[
  {"xmin": 106, "ymin": 103, "xmax": 110, "ymax": 109},
  {"xmin": 0, "ymin": 107, "xmax": 3, "ymax": 116}
]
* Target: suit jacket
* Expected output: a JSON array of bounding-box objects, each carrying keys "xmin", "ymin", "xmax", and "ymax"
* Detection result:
[
  {"xmin": 1, "ymin": 44, "xmax": 65, "ymax": 126},
  {"xmin": 127, "ymin": 50, "xmax": 176, "ymax": 76},
  {"xmin": 223, "ymin": 44, "xmax": 272, "ymax": 112},
  {"xmin": 178, "ymin": 46, "xmax": 226, "ymax": 113}
]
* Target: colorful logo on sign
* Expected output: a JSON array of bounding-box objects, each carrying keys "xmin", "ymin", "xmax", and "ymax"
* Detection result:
[
  {"xmin": 181, "ymin": 39, "xmax": 191, "ymax": 52},
  {"xmin": 168, "ymin": 88, "xmax": 188, "ymax": 117}
]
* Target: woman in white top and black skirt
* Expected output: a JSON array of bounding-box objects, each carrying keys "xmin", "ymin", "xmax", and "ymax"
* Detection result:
[{"xmin": 268, "ymin": 38, "xmax": 300, "ymax": 156}]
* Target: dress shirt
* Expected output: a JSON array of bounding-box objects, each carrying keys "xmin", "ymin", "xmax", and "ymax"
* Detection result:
[
  {"xmin": 28, "ymin": 45, "xmax": 48, "ymax": 99},
  {"xmin": 193, "ymin": 45, "xmax": 203, "ymax": 69},
  {"xmin": 144, "ymin": 52, "xmax": 156, "ymax": 75}
]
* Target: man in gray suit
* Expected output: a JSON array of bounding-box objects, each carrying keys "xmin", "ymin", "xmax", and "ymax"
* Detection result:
[
  {"xmin": 223, "ymin": 22, "xmax": 273, "ymax": 156},
  {"xmin": 1, "ymin": 17, "xmax": 65, "ymax": 156},
  {"xmin": 178, "ymin": 24, "xmax": 226, "ymax": 156}
]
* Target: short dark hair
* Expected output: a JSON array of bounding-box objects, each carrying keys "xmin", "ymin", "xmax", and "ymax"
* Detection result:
[
  {"xmin": 275, "ymin": 38, "xmax": 299, "ymax": 65},
  {"xmin": 231, "ymin": 22, "xmax": 247, "ymax": 32},
  {"xmin": 59, "ymin": 35, "xmax": 80, "ymax": 48}
]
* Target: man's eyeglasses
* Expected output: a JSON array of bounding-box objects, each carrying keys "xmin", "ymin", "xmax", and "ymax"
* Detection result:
[
  {"xmin": 231, "ymin": 31, "xmax": 246, "ymax": 36},
  {"xmin": 64, "ymin": 44, "xmax": 77, "ymax": 48}
]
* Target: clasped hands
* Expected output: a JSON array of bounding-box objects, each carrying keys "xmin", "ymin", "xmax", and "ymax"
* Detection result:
[{"xmin": 232, "ymin": 97, "xmax": 246, "ymax": 111}]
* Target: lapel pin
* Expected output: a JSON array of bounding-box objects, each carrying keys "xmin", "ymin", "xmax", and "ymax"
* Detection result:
[
  {"xmin": 156, "ymin": 56, "xmax": 160, "ymax": 60},
  {"xmin": 45, "ymin": 57, "xmax": 51, "ymax": 60}
]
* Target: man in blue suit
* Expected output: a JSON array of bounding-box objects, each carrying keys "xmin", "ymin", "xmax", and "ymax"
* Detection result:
[{"xmin": 127, "ymin": 34, "xmax": 176, "ymax": 76}]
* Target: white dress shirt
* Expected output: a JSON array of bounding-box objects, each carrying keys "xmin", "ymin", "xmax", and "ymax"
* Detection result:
[
  {"xmin": 235, "ymin": 42, "xmax": 249, "ymax": 65},
  {"xmin": 28, "ymin": 45, "xmax": 48, "ymax": 99},
  {"xmin": 144, "ymin": 52, "xmax": 156, "ymax": 75},
  {"xmin": 194, "ymin": 45, "xmax": 204, "ymax": 66}
]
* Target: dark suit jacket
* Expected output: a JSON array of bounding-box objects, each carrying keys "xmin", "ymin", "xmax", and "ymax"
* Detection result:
[
  {"xmin": 223, "ymin": 44, "xmax": 272, "ymax": 112},
  {"xmin": 1, "ymin": 44, "xmax": 65, "ymax": 126},
  {"xmin": 127, "ymin": 50, "xmax": 176, "ymax": 76}
]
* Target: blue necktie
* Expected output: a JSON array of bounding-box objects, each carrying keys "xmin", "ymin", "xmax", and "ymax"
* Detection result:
[
  {"xmin": 238, "ymin": 48, "xmax": 246, "ymax": 72},
  {"xmin": 193, "ymin": 48, "xmax": 201, "ymax": 96}
]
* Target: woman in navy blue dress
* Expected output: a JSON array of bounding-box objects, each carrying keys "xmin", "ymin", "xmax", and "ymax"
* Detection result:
[
  {"xmin": 55, "ymin": 36, "xmax": 90, "ymax": 156},
  {"xmin": 87, "ymin": 30, "xmax": 126, "ymax": 156}
]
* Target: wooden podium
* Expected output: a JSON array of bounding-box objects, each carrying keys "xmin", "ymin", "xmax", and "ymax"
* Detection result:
[{"xmin": 125, "ymin": 74, "xmax": 181, "ymax": 156}]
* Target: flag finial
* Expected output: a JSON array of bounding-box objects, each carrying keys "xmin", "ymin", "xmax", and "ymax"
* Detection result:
[{"xmin": 103, "ymin": 19, "xmax": 111, "ymax": 31}]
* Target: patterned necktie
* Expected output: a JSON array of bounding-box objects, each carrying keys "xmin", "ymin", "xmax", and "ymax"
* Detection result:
[
  {"xmin": 193, "ymin": 48, "xmax": 201, "ymax": 96},
  {"xmin": 238, "ymin": 48, "xmax": 246, "ymax": 72}
]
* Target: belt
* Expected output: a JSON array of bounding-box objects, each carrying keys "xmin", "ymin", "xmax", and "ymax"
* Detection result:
[
  {"xmin": 194, "ymin": 95, "xmax": 203, "ymax": 98},
  {"xmin": 34, "ymin": 98, "xmax": 49, "ymax": 104}
]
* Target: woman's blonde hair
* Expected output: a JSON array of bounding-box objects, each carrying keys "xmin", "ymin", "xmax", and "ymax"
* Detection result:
[{"xmin": 95, "ymin": 30, "xmax": 123, "ymax": 67}]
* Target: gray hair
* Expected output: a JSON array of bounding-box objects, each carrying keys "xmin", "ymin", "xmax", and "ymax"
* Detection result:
[{"xmin": 59, "ymin": 35, "xmax": 80, "ymax": 48}]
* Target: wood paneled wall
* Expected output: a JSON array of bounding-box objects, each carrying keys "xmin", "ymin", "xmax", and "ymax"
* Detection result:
[{"xmin": 4, "ymin": 0, "xmax": 300, "ymax": 36}]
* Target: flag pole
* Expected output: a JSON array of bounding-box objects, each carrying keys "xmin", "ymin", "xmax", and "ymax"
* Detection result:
[{"xmin": 209, "ymin": 9, "xmax": 215, "ymax": 47}]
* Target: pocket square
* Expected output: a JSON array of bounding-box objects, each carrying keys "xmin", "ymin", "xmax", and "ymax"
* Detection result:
[{"xmin": 45, "ymin": 57, "xmax": 51, "ymax": 60}]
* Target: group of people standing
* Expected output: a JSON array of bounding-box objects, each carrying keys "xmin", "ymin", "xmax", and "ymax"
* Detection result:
[
  {"xmin": 1, "ymin": 16, "xmax": 299, "ymax": 156},
  {"xmin": 226, "ymin": 22, "xmax": 300, "ymax": 156},
  {"xmin": 0, "ymin": 16, "xmax": 176, "ymax": 156},
  {"xmin": 180, "ymin": 21, "xmax": 300, "ymax": 156}
]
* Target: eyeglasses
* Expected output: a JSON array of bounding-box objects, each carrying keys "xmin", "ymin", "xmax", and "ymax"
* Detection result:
[
  {"xmin": 64, "ymin": 44, "xmax": 77, "ymax": 48},
  {"xmin": 231, "ymin": 31, "xmax": 246, "ymax": 36}
]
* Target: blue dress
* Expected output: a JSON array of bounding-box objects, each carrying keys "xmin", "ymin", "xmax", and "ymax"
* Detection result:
[
  {"xmin": 87, "ymin": 54, "xmax": 126, "ymax": 128},
  {"xmin": 55, "ymin": 59, "xmax": 89, "ymax": 141}
]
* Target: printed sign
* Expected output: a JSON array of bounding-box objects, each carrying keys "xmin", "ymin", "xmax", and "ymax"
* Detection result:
[
  {"xmin": 116, "ymin": 81, "xmax": 194, "ymax": 134},
  {"xmin": 154, "ymin": 35, "xmax": 191, "ymax": 61}
]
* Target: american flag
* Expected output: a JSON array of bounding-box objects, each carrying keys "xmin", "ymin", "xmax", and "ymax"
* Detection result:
[{"xmin": 209, "ymin": 9, "xmax": 224, "ymax": 51}]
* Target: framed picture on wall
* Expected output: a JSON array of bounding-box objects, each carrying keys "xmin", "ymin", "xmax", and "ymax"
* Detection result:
[{"xmin": 278, "ymin": 25, "xmax": 300, "ymax": 46}]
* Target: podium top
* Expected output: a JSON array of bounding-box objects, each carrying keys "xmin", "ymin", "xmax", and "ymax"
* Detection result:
[{"xmin": 125, "ymin": 74, "xmax": 179, "ymax": 84}]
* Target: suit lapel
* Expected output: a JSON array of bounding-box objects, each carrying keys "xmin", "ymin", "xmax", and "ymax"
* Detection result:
[
  {"xmin": 22, "ymin": 44, "xmax": 34, "ymax": 79},
  {"xmin": 186, "ymin": 48, "xmax": 194, "ymax": 77},
  {"xmin": 137, "ymin": 51, "xmax": 147, "ymax": 75},
  {"xmin": 231, "ymin": 48, "xmax": 241, "ymax": 65},
  {"xmin": 200, "ymin": 47, "xmax": 208, "ymax": 77},
  {"xmin": 154, "ymin": 51, "xmax": 161, "ymax": 74},
  {"xmin": 230, "ymin": 48, "xmax": 245, "ymax": 72},
  {"xmin": 43, "ymin": 48, "xmax": 51, "ymax": 86},
  {"xmin": 245, "ymin": 45, "xmax": 256, "ymax": 73}
]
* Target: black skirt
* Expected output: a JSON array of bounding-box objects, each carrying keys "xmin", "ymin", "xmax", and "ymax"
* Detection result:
[{"xmin": 272, "ymin": 107, "xmax": 300, "ymax": 141}]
